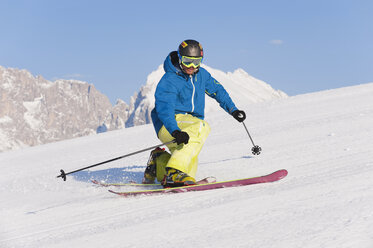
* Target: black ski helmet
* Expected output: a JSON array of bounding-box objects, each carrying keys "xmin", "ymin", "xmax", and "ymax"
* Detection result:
[{"xmin": 178, "ymin": 39, "xmax": 204, "ymax": 58}]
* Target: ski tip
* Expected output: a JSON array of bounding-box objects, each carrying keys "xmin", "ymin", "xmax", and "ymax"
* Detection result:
[{"xmin": 276, "ymin": 169, "xmax": 288, "ymax": 179}]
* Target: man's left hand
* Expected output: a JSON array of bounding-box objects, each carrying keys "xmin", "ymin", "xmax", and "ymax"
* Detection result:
[{"xmin": 232, "ymin": 110, "xmax": 246, "ymax": 122}]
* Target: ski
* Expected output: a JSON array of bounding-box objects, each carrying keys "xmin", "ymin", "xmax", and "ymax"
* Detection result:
[
  {"xmin": 92, "ymin": 176, "xmax": 216, "ymax": 187},
  {"xmin": 108, "ymin": 169, "xmax": 288, "ymax": 197}
]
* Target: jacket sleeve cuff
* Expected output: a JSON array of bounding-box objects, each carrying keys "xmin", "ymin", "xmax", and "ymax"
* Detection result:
[{"xmin": 229, "ymin": 106, "xmax": 238, "ymax": 115}]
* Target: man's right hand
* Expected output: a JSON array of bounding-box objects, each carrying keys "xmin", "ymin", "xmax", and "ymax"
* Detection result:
[{"xmin": 171, "ymin": 130, "xmax": 190, "ymax": 145}]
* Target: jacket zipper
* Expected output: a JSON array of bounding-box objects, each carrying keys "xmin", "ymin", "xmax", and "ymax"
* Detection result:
[{"xmin": 190, "ymin": 75, "xmax": 195, "ymax": 113}]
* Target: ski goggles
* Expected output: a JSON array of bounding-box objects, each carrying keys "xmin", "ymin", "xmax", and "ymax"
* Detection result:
[{"xmin": 180, "ymin": 56, "xmax": 203, "ymax": 68}]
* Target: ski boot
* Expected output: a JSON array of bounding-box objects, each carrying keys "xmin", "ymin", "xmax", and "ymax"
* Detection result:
[
  {"xmin": 162, "ymin": 167, "xmax": 196, "ymax": 188},
  {"xmin": 142, "ymin": 147, "xmax": 166, "ymax": 184}
]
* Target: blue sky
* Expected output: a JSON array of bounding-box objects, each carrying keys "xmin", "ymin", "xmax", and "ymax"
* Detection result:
[{"xmin": 1, "ymin": 0, "xmax": 372, "ymax": 104}]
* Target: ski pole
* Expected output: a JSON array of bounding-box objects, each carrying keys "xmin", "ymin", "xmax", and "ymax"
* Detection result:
[
  {"xmin": 57, "ymin": 140, "xmax": 175, "ymax": 181},
  {"xmin": 242, "ymin": 122, "xmax": 262, "ymax": 155}
]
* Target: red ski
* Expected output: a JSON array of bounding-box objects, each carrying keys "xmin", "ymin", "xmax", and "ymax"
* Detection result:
[{"xmin": 109, "ymin": 169, "xmax": 288, "ymax": 197}]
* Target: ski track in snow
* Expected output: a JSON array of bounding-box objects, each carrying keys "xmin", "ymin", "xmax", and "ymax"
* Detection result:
[{"xmin": 1, "ymin": 83, "xmax": 373, "ymax": 247}]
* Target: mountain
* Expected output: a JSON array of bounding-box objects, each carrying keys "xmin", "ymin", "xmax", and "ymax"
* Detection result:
[
  {"xmin": 0, "ymin": 66, "xmax": 129, "ymax": 152},
  {"xmin": 1, "ymin": 83, "xmax": 372, "ymax": 247},
  {"xmin": 0, "ymin": 64, "xmax": 286, "ymax": 152},
  {"xmin": 125, "ymin": 64, "xmax": 287, "ymax": 127}
]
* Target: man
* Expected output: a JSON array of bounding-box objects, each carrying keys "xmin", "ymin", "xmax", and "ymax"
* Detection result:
[{"xmin": 143, "ymin": 39, "xmax": 246, "ymax": 187}]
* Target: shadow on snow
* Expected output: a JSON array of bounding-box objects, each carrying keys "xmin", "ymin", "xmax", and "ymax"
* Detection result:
[
  {"xmin": 72, "ymin": 165, "xmax": 146, "ymax": 184},
  {"xmin": 72, "ymin": 156, "xmax": 252, "ymax": 184}
]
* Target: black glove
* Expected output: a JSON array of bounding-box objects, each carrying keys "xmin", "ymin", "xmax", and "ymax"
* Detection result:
[
  {"xmin": 171, "ymin": 130, "xmax": 190, "ymax": 145},
  {"xmin": 232, "ymin": 110, "xmax": 246, "ymax": 122}
]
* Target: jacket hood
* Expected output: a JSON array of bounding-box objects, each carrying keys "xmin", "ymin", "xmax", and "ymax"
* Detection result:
[{"xmin": 163, "ymin": 51, "xmax": 182, "ymax": 74}]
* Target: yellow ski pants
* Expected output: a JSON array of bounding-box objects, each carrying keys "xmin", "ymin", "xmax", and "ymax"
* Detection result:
[{"xmin": 155, "ymin": 114, "xmax": 210, "ymax": 182}]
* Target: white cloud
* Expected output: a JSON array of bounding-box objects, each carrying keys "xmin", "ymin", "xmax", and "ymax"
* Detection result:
[
  {"xmin": 51, "ymin": 73, "xmax": 88, "ymax": 82},
  {"xmin": 270, "ymin": 40, "xmax": 284, "ymax": 45},
  {"xmin": 63, "ymin": 73, "xmax": 85, "ymax": 78}
]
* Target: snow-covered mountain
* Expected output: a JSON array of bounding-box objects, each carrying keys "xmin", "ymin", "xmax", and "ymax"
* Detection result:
[
  {"xmin": 0, "ymin": 82, "xmax": 372, "ymax": 247},
  {"xmin": 0, "ymin": 66, "xmax": 129, "ymax": 152},
  {"xmin": 125, "ymin": 64, "xmax": 287, "ymax": 127},
  {"xmin": 0, "ymin": 64, "xmax": 286, "ymax": 152}
]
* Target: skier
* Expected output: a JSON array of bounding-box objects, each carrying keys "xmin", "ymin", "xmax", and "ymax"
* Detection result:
[{"xmin": 143, "ymin": 39, "xmax": 246, "ymax": 187}]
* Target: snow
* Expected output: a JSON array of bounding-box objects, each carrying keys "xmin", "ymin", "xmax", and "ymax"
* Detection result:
[
  {"xmin": 23, "ymin": 97, "xmax": 43, "ymax": 130},
  {"xmin": 0, "ymin": 70, "xmax": 17, "ymax": 90},
  {"xmin": 1, "ymin": 83, "xmax": 373, "ymax": 248},
  {"xmin": 0, "ymin": 116, "xmax": 12, "ymax": 124}
]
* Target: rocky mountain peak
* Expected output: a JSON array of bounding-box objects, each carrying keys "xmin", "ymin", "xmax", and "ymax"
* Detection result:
[{"xmin": 0, "ymin": 66, "xmax": 129, "ymax": 151}]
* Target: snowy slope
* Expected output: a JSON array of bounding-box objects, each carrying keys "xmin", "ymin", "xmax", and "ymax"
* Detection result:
[{"xmin": 1, "ymin": 83, "xmax": 373, "ymax": 248}]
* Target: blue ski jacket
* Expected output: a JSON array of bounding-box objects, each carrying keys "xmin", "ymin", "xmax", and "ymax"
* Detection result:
[{"xmin": 151, "ymin": 51, "xmax": 238, "ymax": 136}]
